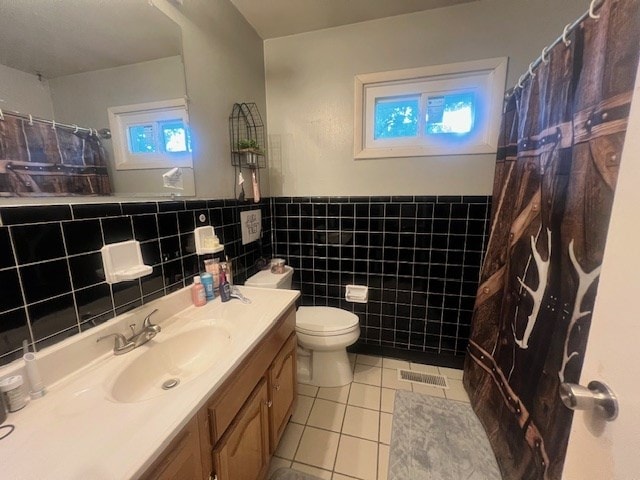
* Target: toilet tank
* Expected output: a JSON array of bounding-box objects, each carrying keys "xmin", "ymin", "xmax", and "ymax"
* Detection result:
[{"xmin": 245, "ymin": 266, "xmax": 294, "ymax": 289}]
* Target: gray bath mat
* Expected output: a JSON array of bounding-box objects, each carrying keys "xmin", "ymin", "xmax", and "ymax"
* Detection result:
[
  {"xmin": 271, "ymin": 467, "xmax": 324, "ymax": 480},
  {"xmin": 389, "ymin": 391, "xmax": 500, "ymax": 480}
]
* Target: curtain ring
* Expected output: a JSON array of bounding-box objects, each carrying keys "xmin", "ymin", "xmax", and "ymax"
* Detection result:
[
  {"xmin": 562, "ymin": 24, "xmax": 572, "ymax": 47},
  {"xmin": 28, "ymin": 114, "xmax": 34, "ymax": 126},
  {"xmin": 541, "ymin": 46, "xmax": 550, "ymax": 64},
  {"xmin": 528, "ymin": 62, "xmax": 536, "ymax": 78},
  {"xmin": 0, "ymin": 109, "xmax": 4, "ymax": 121},
  {"xmin": 517, "ymin": 74, "xmax": 525, "ymax": 89},
  {"xmin": 73, "ymin": 124, "xmax": 79, "ymax": 133},
  {"xmin": 51, "ymin": 120, "xmax": 56, "ymax": 130},
  {"xmin": 589, "ymin": 0, "xmax": 601, "ymax": 19}
]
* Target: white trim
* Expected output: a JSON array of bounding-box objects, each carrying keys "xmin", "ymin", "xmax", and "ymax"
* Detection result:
[{"xmin": 354, "ymin": 57, "xmax": 508, "ymax": 159}]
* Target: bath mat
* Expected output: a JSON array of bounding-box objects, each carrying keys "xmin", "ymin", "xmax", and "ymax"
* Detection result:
[
  {"xmin": 270, "ymin": 467, "xmax": 325, "ymax": 480},
  {"xmin": 388, "ymin": 391, "xmax": 500, "ymax": 480}
]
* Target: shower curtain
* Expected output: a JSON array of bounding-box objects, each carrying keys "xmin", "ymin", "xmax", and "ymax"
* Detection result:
[
  {"xmin": 0, "ymin": 114, "xmax": 111, "ymax": 196},
  {"xmin": 463, "ymin": 1, "xmax": 640, "ymax": 479}
]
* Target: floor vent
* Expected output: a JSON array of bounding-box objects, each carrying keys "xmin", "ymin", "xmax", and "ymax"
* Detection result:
[{"xmin": 397, "ymin": 369, "xmax": 449, "ymax": 389}]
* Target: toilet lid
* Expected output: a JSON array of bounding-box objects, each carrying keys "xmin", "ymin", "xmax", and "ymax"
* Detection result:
[{"xmin": 296, "ymin": 306, "xmax": 359, "ymax": 335}]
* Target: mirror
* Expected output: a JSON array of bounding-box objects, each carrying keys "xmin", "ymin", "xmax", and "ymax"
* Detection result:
[{"xmin": 0, "ymin": 0, "xmax": 195, "ymax": 197}]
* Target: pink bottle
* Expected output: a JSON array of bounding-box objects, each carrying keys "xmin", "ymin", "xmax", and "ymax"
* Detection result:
[{"xmin": 191, "ymin": 276, "xmax": 207, "ymax": 307}]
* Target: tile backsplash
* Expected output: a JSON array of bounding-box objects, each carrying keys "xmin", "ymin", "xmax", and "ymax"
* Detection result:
[
  {"xmin": 271, "ymin": 196, "xmax": 491, "ymax": 364},
  {"xmin": 1, "ymin": 194, "xmax": 491, "ymax": 368},
  {"xmin": 0, "ymin": 199, "xmax": 272, "ymax": 365}
]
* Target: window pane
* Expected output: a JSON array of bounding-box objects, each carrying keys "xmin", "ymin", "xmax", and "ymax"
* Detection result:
[
  {"xmin": 374, "ymin": 96, "xmax": 419, "ymax": 139},
  {"xmin": 161, "ymin": 121, "xmax": 190, "ymax": 153},
  {"xmin": 128, "ymin": 124, "xmax": 156, "ymax": 153},
  {"xmin": 425, "ymin": 92, "xmax": 474, "ymax": 135}
]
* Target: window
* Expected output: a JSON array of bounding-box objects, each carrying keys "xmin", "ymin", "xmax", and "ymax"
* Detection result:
[
  {"xmin": 354, "ymin": 58, "xmax": 507, "ymax": 158},
  {"xmin": 108, "ymin": 99, "xmax": 192, "ymax": 170}
]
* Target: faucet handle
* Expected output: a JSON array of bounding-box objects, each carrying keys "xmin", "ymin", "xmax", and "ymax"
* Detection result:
[
  {"xmin": 97, "ymin": 333, "xmax": 128, "ymax": 350},
  {"xmin": 143, "ymin": 308, "xmax": 159, "ymax": 328}
]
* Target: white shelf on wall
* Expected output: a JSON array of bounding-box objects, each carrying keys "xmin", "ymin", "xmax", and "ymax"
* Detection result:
[
  {"xmin": 194, "ymin": 226, "xmax": 224, "ymax": 255},
  {"xmin": 101, "ymin": 240, "xmax": 153, "ymax": 284}
]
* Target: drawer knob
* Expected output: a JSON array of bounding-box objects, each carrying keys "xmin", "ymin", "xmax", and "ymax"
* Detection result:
[{"xmin": 265, "ymin": 400, "xmax": 273, "ymax": 408}]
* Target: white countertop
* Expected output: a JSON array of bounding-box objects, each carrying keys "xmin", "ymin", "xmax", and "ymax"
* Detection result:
[{"xmin": 0, "ymin": 286, "xmax": 299, "ymax": 480}]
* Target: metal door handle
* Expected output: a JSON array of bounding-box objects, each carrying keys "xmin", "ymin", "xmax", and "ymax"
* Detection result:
[{"xmin": 559, "ymin": 380, "xmax": 618, "ymax": 421}]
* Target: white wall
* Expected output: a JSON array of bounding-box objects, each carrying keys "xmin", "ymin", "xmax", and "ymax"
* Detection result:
[
  {"xmin": 0, "ymin": 63, "xmax": 53, "ymax": 119},
  {"xmin": 158, "ymin": 0, "xmax": 268, "ymax": 199},
  {"xmin": 48, "ymin": 56, "xmax": 192, "ymax": 196},
  {"xmin": 264, "ymin": 0, "xmax": 588, "ymax": 196}
]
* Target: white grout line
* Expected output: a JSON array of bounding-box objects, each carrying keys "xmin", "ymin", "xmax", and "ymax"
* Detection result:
[{"xmin": 283, "ymin": 355, "xmax": 467, "ymax": 479}]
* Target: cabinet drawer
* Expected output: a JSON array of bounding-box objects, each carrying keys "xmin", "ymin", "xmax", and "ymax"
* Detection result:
[{"xmin": 207, "ymin": 306, "xmax": 295, "ymax": 445}]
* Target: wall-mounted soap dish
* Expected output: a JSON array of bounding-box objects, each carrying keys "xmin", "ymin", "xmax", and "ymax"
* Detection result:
[
  {"xmin": 194, "ymin": 226, "xmax": 224, "ymax": 255},
  {"xmin": 101, "ymin": 240, "xmax": 153, "ymax": 284}
]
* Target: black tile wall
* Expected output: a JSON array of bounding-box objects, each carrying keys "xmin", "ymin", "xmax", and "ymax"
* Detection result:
[
  {"xmin": 0, "ymin": 194, "xmax": 490, "ymax": 366},
  {"xmin": 0, "ymin": 199, "xmax": 272, "ymax": 365},
  {"xmin": 271, "ymin": 195, "xmax": 491, "ymax": 361}
]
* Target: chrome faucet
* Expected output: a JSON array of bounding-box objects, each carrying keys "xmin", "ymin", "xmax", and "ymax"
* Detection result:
[{"xmin": 97, "ymin": 309, "xmax": 161, "ymax": 355}]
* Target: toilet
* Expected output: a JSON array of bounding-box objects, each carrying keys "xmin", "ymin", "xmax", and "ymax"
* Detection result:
[{"xmin": 245, "ymin": 266, "xmax": 360, "ymax": 387}]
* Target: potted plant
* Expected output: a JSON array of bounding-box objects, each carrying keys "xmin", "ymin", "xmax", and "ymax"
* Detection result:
[
  {"xmin": 237, "ymin": 138, "xmax": 262, "ymax": 152},
  {"xmin": 236, "ymin": 139, "xmax": 263, "ymax": 166}
]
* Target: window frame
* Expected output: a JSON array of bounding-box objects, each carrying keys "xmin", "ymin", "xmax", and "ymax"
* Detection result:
[
  {"xmin": 108, "ymin": 98, "xmax": 192, "ymax": 171},
  {"xmin": 354, "ymin": 57, "xmax": 508, "ymax": 159}
]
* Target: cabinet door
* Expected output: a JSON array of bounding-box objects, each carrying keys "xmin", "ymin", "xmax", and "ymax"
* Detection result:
[
  {"xmin": 212, "ymin": 378, "xmax": 270, "ymax": 480},
  {"xmin": 269, "ymin": 333, "xmax": 297, "ymax": 452},
  {"xmin": 141, "ymin": 417, "xmax": 203, "ymax": 480}
]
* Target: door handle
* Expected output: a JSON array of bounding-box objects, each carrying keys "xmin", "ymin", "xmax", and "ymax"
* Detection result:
[{"xmin": 559, "ymin": 380, "xmax": 618, "ymax": 421}]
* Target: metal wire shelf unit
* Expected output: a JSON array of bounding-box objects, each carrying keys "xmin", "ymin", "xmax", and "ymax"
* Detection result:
[{"xmin": 229, "ymin": 102, "xmax": 267, "ymax": 169}]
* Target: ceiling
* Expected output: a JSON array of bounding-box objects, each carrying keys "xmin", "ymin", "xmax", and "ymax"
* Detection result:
[
  {"xmin": 0, "ymin": 0, "xmax": 181, "ymax": 79},
  {"xmin": 229, "ymin": 0, "xmax": 477, "ymax": 39},
  {"xmin": 0, "ymin": 0, "xmax": 476, "ymax": 79}
]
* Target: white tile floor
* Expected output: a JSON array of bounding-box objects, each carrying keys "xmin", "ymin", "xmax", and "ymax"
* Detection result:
[{"xmin": 268, "ymin": 353, "xmax": 469, "ymax": 480}]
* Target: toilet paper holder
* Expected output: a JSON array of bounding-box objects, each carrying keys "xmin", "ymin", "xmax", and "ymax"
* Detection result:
[{"xmin": 345, "ymin": 285, "xmax": 368, "ymax": 303}]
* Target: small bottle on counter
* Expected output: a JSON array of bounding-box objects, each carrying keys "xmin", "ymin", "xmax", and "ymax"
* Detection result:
[
  {"xmin": 220, "ymin": 259, "xmax": 233, "ymax": 286},
  {"xmin": 201, "ymin": 273, "xmax": 215, "ymax": 301},
  {"xmin": 191, "ymin": 276, "xmax": 206, "ymax": 307},
  {"xmin": 219, "ymin": 270, "xmax": 231, "ymax": 302},
  {"xmin": 205, "ymin": 259, "xmax": 221, "ymax": 291},
  {"xmin": 204, "ymin": 258, "xmax": 218, "ymax": 274},
  {"xmin": 0, "ymin": 375, "xmax": 27, "ymax": 412}
]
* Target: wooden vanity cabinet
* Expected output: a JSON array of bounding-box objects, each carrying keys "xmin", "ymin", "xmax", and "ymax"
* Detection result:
[
  {"xmin": 268, "ymin": 333, "xmax": 297, "ymax": 452},
  {"xmin": 140, "ymin": 417, "xmax": 203, "ymax": 480},
  {"xmin": 212, "ymin": 378, "xmax": 270, "ymax": 480},
  {"xmin": 141, "ymin": 305, "xmax": 297, "ymax": 480}
]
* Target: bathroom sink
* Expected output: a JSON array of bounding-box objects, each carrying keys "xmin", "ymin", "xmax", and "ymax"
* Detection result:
[{"xmin": 107, "ymin": 325, "xmax": 232, "ymax": 403}]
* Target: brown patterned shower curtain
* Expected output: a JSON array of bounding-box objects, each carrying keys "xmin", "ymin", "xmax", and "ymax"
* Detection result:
[
  {"xmin": 0, "ymin": 114, "xmax": 111, "ymax": 196},
  {"xmin": 463, "ymin": 1, "xmax": 640, "ymax": 479}
]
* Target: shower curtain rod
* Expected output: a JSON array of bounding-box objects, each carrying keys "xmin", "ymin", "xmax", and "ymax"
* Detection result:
[
  {"xmin": 0, "ymin": 107, "xmax": 111, "ymax": 140},
  {"xmin": 508, "ymin": 0, "xmax": 604, "ymax": 96}
]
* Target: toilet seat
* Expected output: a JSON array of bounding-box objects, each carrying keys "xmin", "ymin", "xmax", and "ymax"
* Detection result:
[{"xmin": 296, "ymin": 306, "xmax": 359, "ymax": 336}]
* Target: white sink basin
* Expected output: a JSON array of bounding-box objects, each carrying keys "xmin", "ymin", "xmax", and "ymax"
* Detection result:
[{"xmin": 107, "ymin": 325, "xmax": 232, "ymax": 403}]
